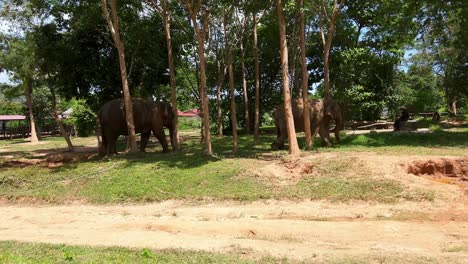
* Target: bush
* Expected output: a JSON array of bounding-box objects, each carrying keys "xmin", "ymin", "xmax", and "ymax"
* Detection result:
[
  {"xmin": 178, "ymin": 117, "xmax": 201, "ymax": 131},
  {"xmin": 68, "ymin": 99, "xmax": 96, "ymax": 137}
]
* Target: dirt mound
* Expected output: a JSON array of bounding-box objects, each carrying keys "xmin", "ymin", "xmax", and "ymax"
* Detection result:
[
  {"xmin": 45, "ymin": 151, "xmax": 96, "ymax": 164},
  {"xmin": 248, "ymin": 158, "xmax": 314, "ymax": 185},
  {"xmin": 0, "ymin": 159, "xmax": 43, "ymax": 168},
  {"xmin": 1, "ymin": 151, "xmax": 96, "ymax": 168},
  {"xmin": 407, "ymin": 158, "xmax": 468, "ymax": 181}
]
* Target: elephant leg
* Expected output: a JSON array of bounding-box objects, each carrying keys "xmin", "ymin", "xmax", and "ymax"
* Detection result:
[
  {"xmin": 140, "ymin": 132, "xmax": 151, "ymax": 152},
  {"xmin": 334, "ymin": 126, "xmax": 341, "ymax": 142},
  {"xmin": 168, "ymin": 126, "xmax": 176, "ymax": 151},
  {"xmin": 319, "ymin": 124, "xmax": 332, "ymax": 147},
  {"xmin": 99, "ymin": 131, "xmax": 108, "ymax": 156},
  {"xmin": 272, "ymin": 125, "xmax": 287, "ymax": 150},
  {"xmin": 154, "ymin": 129, "xmax": 169, "ymax": 153},
  {"xmin": 105, "ymin": 131, "xmax": 119, "ymax": 156}
]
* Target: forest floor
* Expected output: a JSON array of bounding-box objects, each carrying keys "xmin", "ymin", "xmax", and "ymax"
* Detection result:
[{"xmin": 0, "ymin": 125, "xmax": 467, "ymax": 263}]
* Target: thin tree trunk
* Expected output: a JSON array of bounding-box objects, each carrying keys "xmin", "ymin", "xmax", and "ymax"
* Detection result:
[
  {"xmin": 49, "ymin": 86, "xmax": 74, "ymax": 152},
  {"xmin": 217, "ymin": 60, "xmax": 226, "ymax": 136},
  {"xmin": 184, "ymin": 0, "xmax": 212, "ymax": 155},
  {"xmin": 162, "ymin": 0, "xmax": 179, "ymax": 151},
  {"xmin": 228, "ymin": 48, "xmax": 238, "ymax": 153},
  {"xmin": 451, "ymin": 98, "xmax": 457, "ymax": 116},
  {"xmin": 25, "ymin": 77, "xmax": 39, "ymax": 143},
  {"xmin": 298, "ymin": 0, "xmax": 311, "ymax": 150},
  {"xmin": 277, "ymin": 0, "xmax": 300, "ymax": 157},
  {"xmin": 101, "ymin": 0, "xmax": 138, "ymax": 152},
  {"xmin": 197, "ymin": 37, "xmax": 212, "ymax": 155},
  {"xmin": 240, "ymin": 40, "xmax": 250, "ymax": 133},
  {"xmin": 253, "ymin": 14, "xmax": 261, "ymax": 144},
  {"xmin": 320, "ymin": 0, "xmax": 345, "ymax": 100},
  {"xmin": 289, "ymin": 20, "xmax": 299, "ymax": 94}
]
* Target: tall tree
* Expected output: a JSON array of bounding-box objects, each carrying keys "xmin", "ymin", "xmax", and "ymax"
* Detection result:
[
  {"xmin": 276, "ymin": 0, "xmax": 300, "ymax": 157},
  {"xmin": 161, "ymin": 0, "xmax": 180, "ymax": 150},
  {"xmin": 319, "ymin": 0, "xmax": 347, "ymax": 100},
  {"xmin": 32, "ymin": 24, "xmax": 74, "ymax": 151},
  {"xmin": 184, "ymin": 0, "xmax": 212, "ymax": 155},
  {"xmin": 0, "ymin": 0, "xmax": 40, "ymax": 142},
  {"xmin": 252, "ymin": 12, "xmax": 261, "ymax": 144},
  {"xmin": 239, "ymin": 15, "xmax": 250, "ymax": 133},
  {"xmin": 298, "ymin": 0, "xmax": 311, "ymax": 150},
  {"xmin": 101, "ymin": 0, "xmax": 138, "ymax": 152},
  {"xmin": 227, "ymin": 46, "xmax": 238, "ymax": 153}
]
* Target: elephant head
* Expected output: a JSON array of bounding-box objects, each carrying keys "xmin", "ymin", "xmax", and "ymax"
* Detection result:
[{"xmin": 324, "ymin": 99, "xmax": 344, "ymax": 142}]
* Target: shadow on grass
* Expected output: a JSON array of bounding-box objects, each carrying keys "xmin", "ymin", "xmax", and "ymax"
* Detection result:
[{"xmin": 338, "ymin": 130, "xmax": 468, "ymax": 148}]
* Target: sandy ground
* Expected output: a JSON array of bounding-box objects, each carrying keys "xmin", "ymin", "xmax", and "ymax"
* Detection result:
[{"xmin": 1, "ymin": 198, "xmax": 467, "ymax": 261}]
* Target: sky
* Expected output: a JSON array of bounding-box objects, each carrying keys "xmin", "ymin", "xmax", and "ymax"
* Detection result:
[{"xmin": 0, "ymin": 72, "xmax": 12, "ymax": 84}]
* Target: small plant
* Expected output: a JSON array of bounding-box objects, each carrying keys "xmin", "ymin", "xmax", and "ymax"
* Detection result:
[
  {"xmin": 62, "ymin": 247, "xmax": 75, "ymax": 261},
  {"xmin": 139, "ymin": 248, "xmax": 155, "ymax": 259}
]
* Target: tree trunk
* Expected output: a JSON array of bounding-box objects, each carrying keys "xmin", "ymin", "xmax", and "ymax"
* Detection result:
[
  {"xmin": 277, "ymin": 0, "xmax": 300, "ymax": 157},
  {"xmin": 298, "ymin": 0, "xmax": 311, "ymax": 150},
  {"xmin": 240, "ymin": 41, "xmax": 250, "ymax": 133},
  {"xmin": 101, "ymin": 0, "xmax": 138, "ymax": 152},
  {"xmin": 253, "ymin": 14, "xmax": 261, "ymax": 144},
  {"xmin": 197, "ymin": 37, "xmax": 212, "ymax": 155},
  {"xmin": 184, "ymin": 0, "xmax": 212, "ymax": 155},
  {"xmin": 228, "ymin": 48, "xmax": 238, "ymax": 153},
  {"xmin": 162, "ymin": 0, "xmax": 179, "ymax": 151},
  {"xmin": 49, "ymin": 86, "xmax": 74, "ymax": 152},
  {"xmin": 25, "ymin": 77, "xmax": 39, "ymax": 143},
  {"xmin": 320, "ymin": 0, "xmax": 345, "ymax": 100},
  {"xmin": 216, "ymin": 60, "xmax": 226, "ymax": 137},
  {"xmin": 451, "ymin": 98, "xmax": 457, "ymax": 116}
]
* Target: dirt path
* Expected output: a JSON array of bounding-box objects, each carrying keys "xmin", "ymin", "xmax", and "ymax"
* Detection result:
[{"xmin": 1, "ymin": 200, "xmax": 467, "ymax": 261}]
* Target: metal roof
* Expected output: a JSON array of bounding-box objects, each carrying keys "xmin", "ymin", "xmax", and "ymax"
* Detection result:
[{"xmin": 0, "ymin": 115, "xmax": 26, "ymax": 121}]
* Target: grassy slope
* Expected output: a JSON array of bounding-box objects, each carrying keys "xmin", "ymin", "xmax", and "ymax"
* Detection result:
[{"xmin": 0, "ymin": 127, "xmax": 465, "ymax": 203}]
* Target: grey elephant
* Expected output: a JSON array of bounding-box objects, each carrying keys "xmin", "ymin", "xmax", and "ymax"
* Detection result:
[
  {"xmin": 271, "ymin": 98, "xmax": 343, "ymax": 150},
  {"xmin": 97, "ymin": 98, "xmax": 175, "ymax": 156},
  {"xmin": 155, "ymin": 101, "xmax": 177, "ymax": 151}
]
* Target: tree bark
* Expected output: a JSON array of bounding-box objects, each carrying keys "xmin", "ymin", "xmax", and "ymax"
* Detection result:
[
  {"xmin": 298, "ymin": 0, "xmax": 312, "ymax": 150},
  {"xmin": 451, "ymin": 98, "xmax": 457, "ymax": 116},
  {"xmin": 227, "ymin": 48, "xmax": 238, "ymax": 153},
  {"xmin": 240, "ymin": 38, "xmax": 250, "ymax": 133},
  {"xmin": 49, "ymin": 86, "xmax": 74, "ymax": 152},
  {"xmin": 320, "ymin": 0, "xmax": 345, "ymax": 100},
  {"xmin": 184, "ymin": 0, "xmax": 212, "ymax": 155},
  {"xmin": 162, "ymin": 0, "xmax": 180, "ymax": 151},
  {"xmin": 101, "ymin": 0, "xmax": 138, "ymax": 152},
  {"xmin": 277, "ymin": 0, "xmax": 300, "ymax": 157},
  {"xmin": 253, "ymin": 13, "xmax": 261, "ymax": 144},
  {"xmin": 25, "ymin": 77, "xmax": 39, "ymax": 143},
  {"xmin": 216, "ymin": 59, "xmax": 226, "ymax": 137}
]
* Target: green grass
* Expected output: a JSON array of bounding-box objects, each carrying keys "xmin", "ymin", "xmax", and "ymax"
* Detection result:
[
  {"xmin": 0, "ymin": 241, "xmax": 280, "ymax": 264},
  {"xmin": 1, "ymin": 241, "xmax": 465, "ymax": 264},
  {"xmin": 0, "ymin": 127, "xmax": 464, "ymax": 204}
]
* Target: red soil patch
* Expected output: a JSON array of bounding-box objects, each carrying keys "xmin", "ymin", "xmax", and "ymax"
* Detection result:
[
  {"xmin": 407, "ymin": 158, "xmax": 468, "ymax": 181},
  {"xmin": 248, "ymin": 158, "xmax": 314, "ymax": 185}
]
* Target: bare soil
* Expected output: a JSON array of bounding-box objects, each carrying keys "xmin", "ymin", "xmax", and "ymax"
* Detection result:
[
  {"xmin": 0, "ymin": 199, "xmax": 467, "ymax": 262},
  {"xmin": 245, "ymin": 157, "xmax": 314, "ymax": 185},
  {"xmin": 1, "ymin": 144, "xmax": 467, "ymax": 261},
  {"xmin": 407, "ymin": 157, "xmax": 468, "ymax": 180}
]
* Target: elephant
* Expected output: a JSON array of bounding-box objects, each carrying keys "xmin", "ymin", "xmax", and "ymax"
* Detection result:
[
  {"xmin": 271, "ymin": 98, "xmax": 343, "ymax": 150},
  {"xmin": 155, "ymin": 101, "xmax": 177, "ymax": 151},
  {"xmin": 97, "ymin": 98, "xmax": 172, "ymax": 156},
  {"xmin": 321, "ymin": 99, "xmax": 344, "ymax": 142}
]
